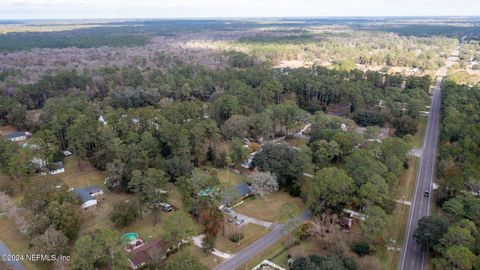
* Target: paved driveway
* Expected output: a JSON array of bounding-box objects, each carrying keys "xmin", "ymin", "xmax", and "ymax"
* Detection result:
[
  {"xmin": 213, "ymin": 210, "xmax": 312, "ymax": 270},
  {"xmin": 226, "ymin": 209, "xmax": 276, "ymax": 228}
]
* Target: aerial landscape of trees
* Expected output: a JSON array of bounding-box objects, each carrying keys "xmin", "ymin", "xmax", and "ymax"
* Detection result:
[{"xmin": 0, "ymin": 17, "xmax": 479, "ymax": 270}]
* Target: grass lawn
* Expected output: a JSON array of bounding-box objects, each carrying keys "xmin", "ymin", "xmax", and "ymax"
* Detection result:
[
  {"xmin": 217, "ymin": 168, "xmax": 247, "ymax": 188},
  {"xmin": 396, "ymin": 157, "xmax": 420, "ymax": 202},
  {"xmin": 186, "ymin": 245, "xmax": 223, "ymax": 269},
  {"xmin": 79, "ymin": 185, "xmax": 203, "ymax": 240},
  {"xmin": 238, "ymin": 239, "xmax": 286, "ymax": 270},
  {"xmin": 78, "ymin": 192, "xmax": 131, "ymax": 234},
  {"xmin": 234, "ymin": 192, "xmax": 305, "ymax": 223},
  {"xmin": 0, "ymin": 216, "xmax": 47, "ymax": 270},
  {"xmin": 382, "ymin": 157, "xmax": 420, "ymax": 269},
  {"xmin": 413, "ymin": 115, "xmax": 428, "ymax": 148},
  {"xmin": 116, "ymin": 208, "xmax": 203, "ymax": 244},
  {"xmin": 216, "ymin": 223, "xmax": 270, "ymax": 254},
  {"xmin": 50, "ymin": 157, "xmax": 104, "ymax": 189}
]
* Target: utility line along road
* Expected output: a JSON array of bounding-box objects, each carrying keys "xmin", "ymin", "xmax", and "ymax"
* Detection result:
[{"xmin": 398, "ymin": 46, "xmax": 460, "ymax": 270}]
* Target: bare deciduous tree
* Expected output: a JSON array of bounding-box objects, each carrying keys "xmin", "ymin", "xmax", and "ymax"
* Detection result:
[
  {"xmin": 0, "ymin": 192, "xmax": 29, "ymax": 235},
  {"xmin": 310, "ymin": 214, "xmax": 342, "ymax": 251},
  {"xmin": 248, "ymin": 171, "xmax": 279, "ymax": 197},
  {"xmin": 31, "ymin": 225, "xmax": 69, "ymax": 255}
]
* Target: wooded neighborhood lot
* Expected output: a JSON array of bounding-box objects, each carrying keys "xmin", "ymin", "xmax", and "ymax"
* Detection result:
[{"xmin": 234, "ymin": 192, "xmax": 305, "ymax": 223}]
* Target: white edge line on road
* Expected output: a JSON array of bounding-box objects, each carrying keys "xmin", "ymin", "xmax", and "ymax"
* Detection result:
[
  {"xmin": 422, "ymin": 79, "xmax": 443, "ymax": 270},
  {"xmin": 399, "ymin": 77, "xmax": 437, "ymax": 270}
]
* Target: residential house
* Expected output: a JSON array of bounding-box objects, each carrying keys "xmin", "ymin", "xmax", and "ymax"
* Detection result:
[
  {"xmin": 222, "ymin": 182, "xmax": 253, "ymax": 207},
  {"xmin": 128, "ymin": 238, "xmax": 182, "ymax": 269},
  {"xmin": 5, "ymin": 131, "xmax": 31, "ymax": 142},
  {"xmin": 35, "ymin": 160, "xmax": 65, "ymax": 175},
  {"xmin": 46, "ymin": 161, "xmax": 65, "ymax": 175},
  {"xmin": 73, "ymin": 186, "xmax": 103, "ymax": 209}
]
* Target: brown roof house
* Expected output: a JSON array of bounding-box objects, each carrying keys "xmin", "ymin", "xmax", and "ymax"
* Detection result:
[{"xmin": 128, "ymin": 238, "xmax": 183, "ymax": 269}]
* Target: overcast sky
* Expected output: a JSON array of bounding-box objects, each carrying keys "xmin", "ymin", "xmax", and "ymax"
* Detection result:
[{"xmin": 1, "ymin": 0, "xmax": 479, "ymax": 20}]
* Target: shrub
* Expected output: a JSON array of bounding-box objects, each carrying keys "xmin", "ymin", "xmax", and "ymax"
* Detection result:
[
  {"xmin": 249, "ymin": 142, "xmax": 261, "ymax": 152},
  {"xmin": 229, "ymin": 233, "xmax": 244, "ymax": 242},
  {"xmin": 351, "ymin": 241, "xmax": 371, "ymax": 256},
  {"xmin": 201, "ymin": 233, "xmax": 216, "ymax": 253},
  {"xmin": 109, "ymin": 201, "xmax": 139, "ymax": 228},
  {"xmin": 353, "ymin": 110, "xmax": 386, "ymax": 127}
]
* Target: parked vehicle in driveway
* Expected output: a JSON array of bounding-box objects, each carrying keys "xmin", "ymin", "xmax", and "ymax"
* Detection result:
[
  {"xmin": 227, "ymin": 217, "xmax": 234, "ymax": 223},
  {"xmin": 235, "ymin": 218, "xmax": 245, "ymax": 225},
  {"xmin": 159, "ymin": 203, "xmax": 173, "ymax": 212},
  {"xmin": 224, "ymin": 207, "xmax": 233, "ymax": 214}
]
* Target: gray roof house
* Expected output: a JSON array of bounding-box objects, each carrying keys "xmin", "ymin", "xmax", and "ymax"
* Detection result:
[
  {"xmin": 5, "ymin": 131, "xmax": 31, "ymax": 142},
  {"xmin": 73, "ymin": 186, "xmax": 103, "ymax": 209},
  {"xmin": 39, "ymin": 161, "xmax": 65, "ymax": 175},
  {"xmin": 48, "ymin": 161, "xmax": 65, "ymax": 175},
  {"xmin": 222, "ymin": 183, "xmax": 253, "ymax": 206}
]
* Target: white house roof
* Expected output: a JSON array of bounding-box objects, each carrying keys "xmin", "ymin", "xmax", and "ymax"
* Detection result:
[
  {"xmin": 73, "ymin": 185, "xmax": 102, "ymax": 203},
  {"xmin": 6, "ymin": 131, "xmax": 31, "ymax": 139}
]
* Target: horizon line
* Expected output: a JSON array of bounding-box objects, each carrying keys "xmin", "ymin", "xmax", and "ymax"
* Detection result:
[{"xmin": 1, "ymin": 15, "xmax": 480, "ymax": 21}]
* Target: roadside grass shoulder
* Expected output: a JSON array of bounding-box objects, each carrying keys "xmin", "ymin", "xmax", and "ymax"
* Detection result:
[
  {"xmin": 413, "ymin": 115, "xmax": 428, "ymax": 148},
  {"xmin": 216, "ymin": 223, "xmax": 270, "ymax": 254},
  {"xmin": 382, "ymin": 157, "xmax": 420, "ymax": 269},
  {"xmin": 186, "ymin": 245, "xmax": 223, "ymax": 269},
  {"xmin": 0, "ymin": 216, "xmax": 45, "ymax": 270}
]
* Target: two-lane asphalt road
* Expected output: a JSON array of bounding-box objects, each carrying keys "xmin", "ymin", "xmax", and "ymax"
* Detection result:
[
  {"xmin": 399, "ymin": 48, "xmax": 459, "ymax": 270},
  {"xmin": 0, "ymin": 240, "xmax": 26, "ymax": 270},
  {"xmin": 213, "ymin": 210, "xmax": 312, "ymax": 270}
]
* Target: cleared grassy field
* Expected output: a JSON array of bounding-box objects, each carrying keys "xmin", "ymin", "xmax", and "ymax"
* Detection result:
[
  {"xmin": 217, "ymin": 168, "xmax": 247, "ymax": 188},
  {"xmin": 187, "ymin": 245, "xmax": 223, "ymax": 269},
  {"xmin": 216, "ymin": 223, "xmax": 270, "ymax": 254},
  {"xmin": 78, "ymin": 192, "xmax": 131, "ymax": 234},
  {"xmin": 0, "ymin": 217, "xmax": 46, "ymax": 270},
  {"xmin": 234, "ymin": 192, "xmax": 305, "ymax": 224},
  {"xmin": 50, "ymin": 157, "xmax": 104, "ymax": 189}
]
